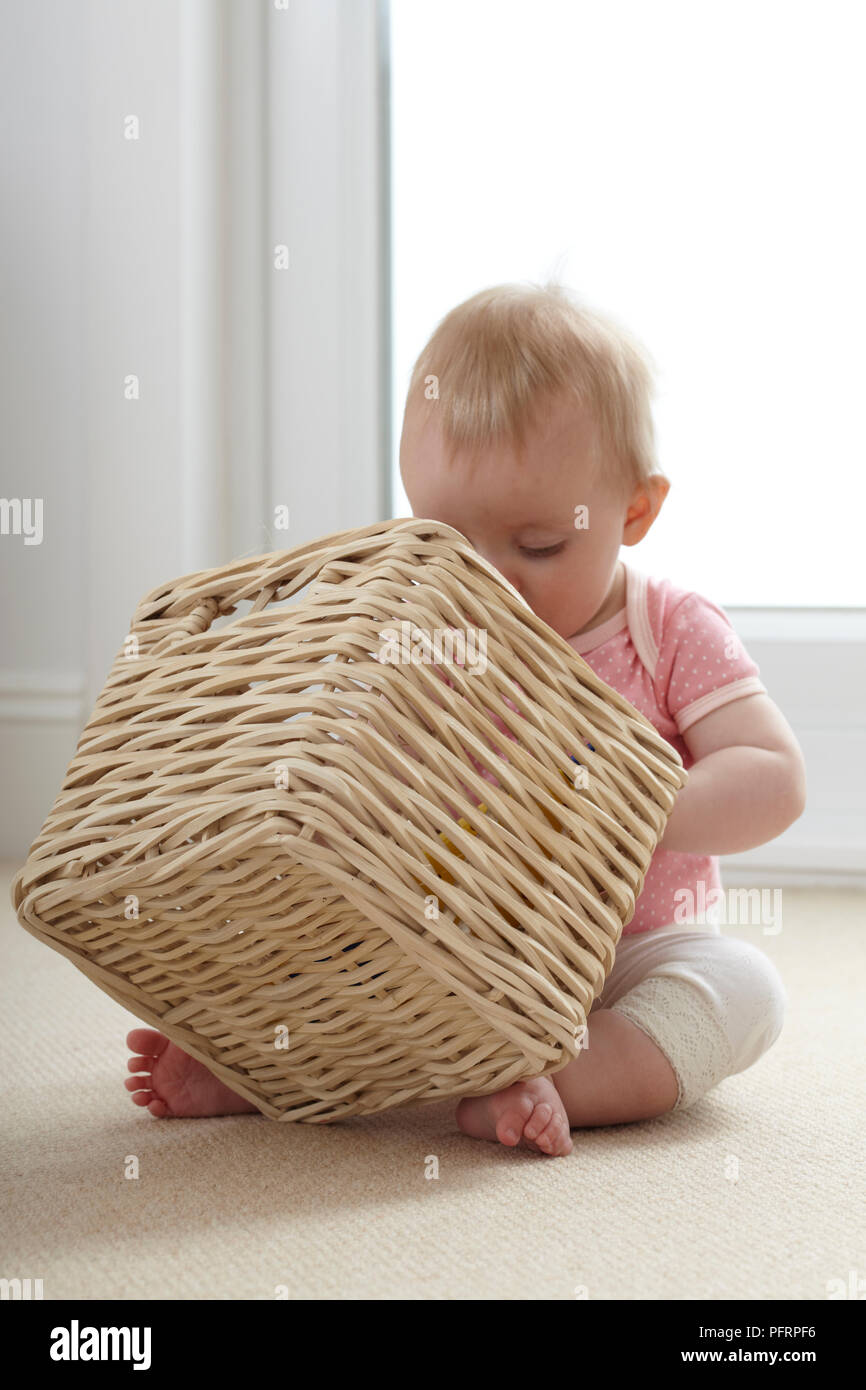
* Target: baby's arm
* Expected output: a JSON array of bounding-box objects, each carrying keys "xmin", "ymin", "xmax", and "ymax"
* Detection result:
[{"xmin": 656, "ymin": 693, "xmax": 807, "ymax": 856}]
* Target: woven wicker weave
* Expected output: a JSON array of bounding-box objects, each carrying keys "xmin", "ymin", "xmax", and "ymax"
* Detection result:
[{"xmin": 12, "ymin": 517, "xmax": 686, "ymax": 1121}]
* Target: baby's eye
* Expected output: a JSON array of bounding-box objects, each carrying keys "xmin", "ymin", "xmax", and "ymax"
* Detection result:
[{"xmin": 519, "ymin": 542, "xmax": 565, "ymax": 558}]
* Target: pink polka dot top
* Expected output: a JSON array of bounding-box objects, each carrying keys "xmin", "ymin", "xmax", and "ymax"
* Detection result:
[{"xmin": 565, "ymin": 560, "xmax": 767, "ymax": 936}]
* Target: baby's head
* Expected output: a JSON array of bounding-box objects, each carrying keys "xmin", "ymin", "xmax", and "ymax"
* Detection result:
[{"xmin": 399, "ymin": 281, "xmax": 670, "ymax": 640}]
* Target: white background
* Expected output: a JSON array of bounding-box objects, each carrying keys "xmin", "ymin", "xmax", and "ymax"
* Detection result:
[{"xmin": 390, "ymin": 0, "xmax": 866, "ymax": 607}]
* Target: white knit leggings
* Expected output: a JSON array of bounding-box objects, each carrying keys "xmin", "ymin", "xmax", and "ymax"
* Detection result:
[{"xmin": 590, "ymin": 922, "xmax": 787, "ymax": 1110}]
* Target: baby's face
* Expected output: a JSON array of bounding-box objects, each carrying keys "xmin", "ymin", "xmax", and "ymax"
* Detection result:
[{"xmin": 399, "ymin": 390, "xmax": 631, "ymax": 640}]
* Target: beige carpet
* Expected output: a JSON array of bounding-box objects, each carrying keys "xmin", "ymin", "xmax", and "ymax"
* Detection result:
[{"xmin": 1, "ymin": 866, "xmax": 863, "ymax": 1300}]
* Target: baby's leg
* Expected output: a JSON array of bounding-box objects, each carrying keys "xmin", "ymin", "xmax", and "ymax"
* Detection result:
[
  {"xmin": 457, "ymin": 926, "xmax": 787, "ymax": 1150},
  {"xmin": 550, "ymin": 1007, "xmax": 680, "ymax": 1124},
  {"xmin": 597, "ymin": 929, "xmax": 787, "ymax": 1114},
  {"xmin": 455, "ymin": 1010, "xmax": 678, "ymax": 1152}
]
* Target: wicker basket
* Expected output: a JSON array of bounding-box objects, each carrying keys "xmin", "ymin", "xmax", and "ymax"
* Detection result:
[{"xmin": 11, "ymin": 517, "xmax": 686, "ymax": 1121}]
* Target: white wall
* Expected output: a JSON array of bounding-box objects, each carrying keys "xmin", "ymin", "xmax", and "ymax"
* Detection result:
[
  {"xmin": 0, "ymin": 0, "xmax": 89, "ymax": 854},
  {"xmin": 0, "ymin": 0, "xmax": 390, "ymax": 862},
  {"xmin": 721, "ymin": 612, "xmax": 866, "ymax": 885}
]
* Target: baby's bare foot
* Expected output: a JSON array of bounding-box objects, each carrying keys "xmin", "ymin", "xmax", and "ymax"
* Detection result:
[
  {"xmin": 124, "ymin": 1028, "xmax": 260, "ymax": 1118},
  {"xmin": 455, "ymin": 1075, "xmax": 573, "ymax": 1156}
]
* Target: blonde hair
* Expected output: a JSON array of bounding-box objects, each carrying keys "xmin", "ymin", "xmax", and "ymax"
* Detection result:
[{"xmin": 403, "ymin": 280, "xmax": 662, "ymax": 499}]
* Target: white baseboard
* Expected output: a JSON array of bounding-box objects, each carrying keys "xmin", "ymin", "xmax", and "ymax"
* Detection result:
[
  {"xmin": 0, "ymin": 671, "xmax": 85, "ymax": 723},
  {"xmin": 0, "ymin": 672, "xmax": 85, "ymax": 862},
  {"xmin": 721, "ymin": 858, "xmax": 866, "ymax": 889}
]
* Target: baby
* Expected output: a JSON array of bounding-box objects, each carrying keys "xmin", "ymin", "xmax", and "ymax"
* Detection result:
[{"xmin": 125, "ymin": 281, "xmax": 806, "ymax": 1154}]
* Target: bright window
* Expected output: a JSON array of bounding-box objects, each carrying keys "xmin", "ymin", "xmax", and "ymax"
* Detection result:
[{"xmin": 389, "ymin": 0, "xmax": 865, "ymax": 606}]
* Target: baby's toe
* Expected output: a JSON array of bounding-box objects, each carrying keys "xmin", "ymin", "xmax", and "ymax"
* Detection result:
[
  {"xmin": 126, "ymin": 1028, "xmax": 167, "ymax": 1056},
  {"xmin": 127, "ymin": 1056, "xmax": 153, "ymax": 1074},
  {"xmin": 493, "ymin": 1092, "xmax": 536, "ymax": 1146},
  {"xmin": 536, "ymin": 1113, "xmax": 573, "ymax": 1156},
  {"xmin": 523, "ymin": 1101, "xmax": 554, "ymax": 1143}
]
